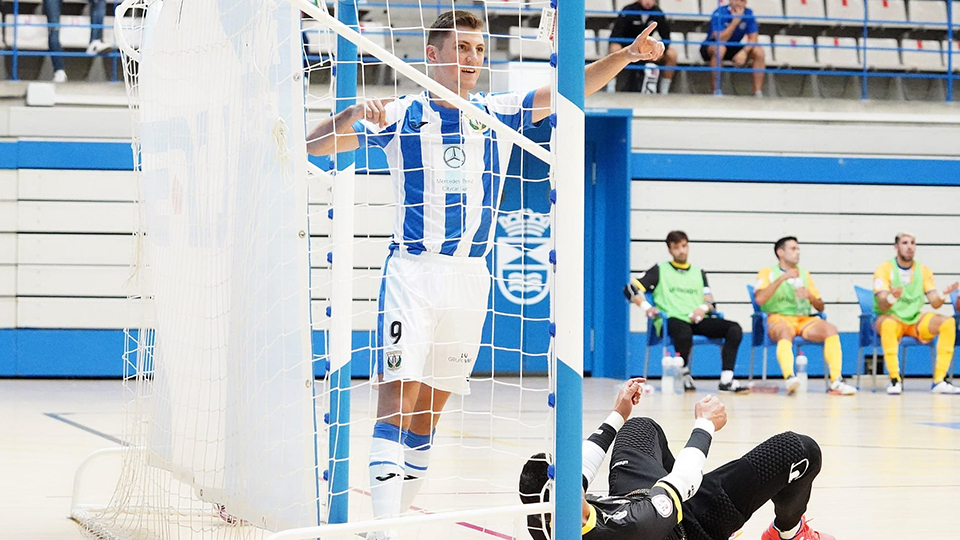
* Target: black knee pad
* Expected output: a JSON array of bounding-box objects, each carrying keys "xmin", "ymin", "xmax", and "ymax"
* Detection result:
[
  {"xmin": 743, "ymin": 431, "xmax": 808, "ymax": 484},
  {"xmin": 613, "ymin": 417, "xmax": 662, "ymax": 456},
  {"xmin": 795, "ymin": 433, "xmax": 822, "ymax": 478}
]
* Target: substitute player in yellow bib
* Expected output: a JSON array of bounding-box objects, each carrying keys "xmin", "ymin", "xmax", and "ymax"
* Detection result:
[
  {"xmin": 754, "ymin": 237, "xmax": 857, "ymax": 396},
  {"xmin": 873, "ymin": 233, "xmax": 959, "ymax": 395}
]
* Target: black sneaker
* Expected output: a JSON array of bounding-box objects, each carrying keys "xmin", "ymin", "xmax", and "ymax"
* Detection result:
[
  {"xmin": 681, "ymin": 371, "xmax": 696, "ymax": 392},
  {"xmin": 718, "ymin": 380, "xmax": 750, "ymax": 394}
]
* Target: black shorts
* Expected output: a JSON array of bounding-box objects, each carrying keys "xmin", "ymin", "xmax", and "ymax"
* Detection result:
[{"xmin": 699, "ymin": 43, "xmax": 744, "ymax": 62}]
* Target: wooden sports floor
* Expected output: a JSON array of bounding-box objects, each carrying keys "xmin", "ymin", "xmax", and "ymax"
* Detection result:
[{"xmin": 4, "ymin": 376, "xmax": 958, "ymax": 540}]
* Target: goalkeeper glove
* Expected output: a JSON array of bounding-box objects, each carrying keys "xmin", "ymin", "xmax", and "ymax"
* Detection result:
[{"xmin": 623, "ymin": 279, "xmax": 642, "ymax": 302}]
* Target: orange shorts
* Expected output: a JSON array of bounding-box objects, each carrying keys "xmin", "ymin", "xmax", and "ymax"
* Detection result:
[
  {"xmin": 875, "ymin": 312, "xmax": 938, "ymax": 343},
  {"xmin": 767, "ymin": 314, "xmax": 822, "ymax": 340}
]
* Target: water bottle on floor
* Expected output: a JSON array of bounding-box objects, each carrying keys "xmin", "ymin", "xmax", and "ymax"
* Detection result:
[
  {"xmin": 662, "ymin": 352, "xmax": 678, "ymax": 395},
  {"xmin": 796, "ymin": 350, "xmax": 809, "ymax": 393}
]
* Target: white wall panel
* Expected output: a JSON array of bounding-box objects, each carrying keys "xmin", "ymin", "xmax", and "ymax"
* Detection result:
[
  {"xmin": 631, "ymin": 211, "xmax": 960, "ymax": 245},
  {"xmin": 17, "ymin": 265, "xmax": 131, "ymax": 297},
  {"xmin": 310, "ymin": 268, "xmax": 381, "ymax": 300},
  {"xmin": 0, "ymin": 170, "xmax": 16, "ymax": 201},
  {"xmin": 307, "ymin": 204, "xmax": 394, "ymax": 237},
  {"xmin": 0, "ymin": 201, "xmax": 15, "ymax": 232},
  {"xmin": 18, "ymin": 234, "xmax": 134, "ymax": 265},
  {"xmin": 0, "ymin": 297, "xmax": 14, "ymax": 328},
  {"xmin": 310, "ymin": 299, "xmax": 379, "ymax": 331},
  {"xmin": 18, "ymin": 169, "xmax": 138, "ymax": 202},
  {"xmin": 308, "ymin": 174, "xmax": 393, "ymax": 205},
  {"xmin": 632, "ymin": 180, "xmax": 960, "ymax": 215},
  {"xmin": 0, "ymin": 234, "xmax": 15, "ymax": 264},
  {"xmin": 0, "ymin": 265, "xmax": 14, "ymax": 296},
  {"xmin": 16, "ymin": 297, "xmax": 146, "ymax": 329},
  {"xmin": 18, "ymin": 201, "xmax": 136, "ymax": 233}
]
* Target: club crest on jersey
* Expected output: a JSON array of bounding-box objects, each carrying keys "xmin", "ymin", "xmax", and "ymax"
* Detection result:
[
  {"xmin": 386, "ymin": 351, "xmax": 402, "ymax": 370},
  {"xmin": 495, "ymin": 210, "xmax": 551, "ymax": 306},
  {"xmin": 466, "ymin": 116, "xmax": 487, "ymax": 132},
  {"xmin": 651, "ymin": 494, "xmax": 673, "ymax": 518}
]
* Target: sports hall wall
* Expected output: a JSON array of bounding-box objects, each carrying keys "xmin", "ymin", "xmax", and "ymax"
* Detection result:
[{"xmin": 0, "ymin": 100, "xmax": 958, "ymax": 378}]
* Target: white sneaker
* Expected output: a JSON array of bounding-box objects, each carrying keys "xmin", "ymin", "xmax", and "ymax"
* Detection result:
[
  {"xmin": 886, "ymin": 379, "xmax": 903, "ymax": 395},
  {"xmin": 828, "ymin": 379, "xmax": 857, "ymax": 396},
  {"xmin": 86, "ymin": 39, "xmax": 111, "ymax": 55},
  {"xmin": 53, "ymin": 70, "xmax": 67, "ymax": 83},
  {"xmin": 785, "ymin": 376, "xmax": 801, "ymax": 395},
  {"xmin": 366, "ymin": 530, "xmax": 398, "ymax": 540},
  {"xmin": 931, "ymin": 381, "xmax": 960, "ymax": 394}
]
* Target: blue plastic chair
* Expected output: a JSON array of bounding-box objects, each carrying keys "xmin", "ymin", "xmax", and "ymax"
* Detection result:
[
  {"xmin": 639, "ymin": 292, "xmax": 726, "ymax": 379},
  {"xmin": 745, "ymin": 284, "xmax": 830, "ymax": 389},
  {"xmin": 951, "ymin": 290, "xmax": 959, "ymax": 380},
  {"xmin": 853, "ymin": 285, "xmax": 937, "ymax": 389}
]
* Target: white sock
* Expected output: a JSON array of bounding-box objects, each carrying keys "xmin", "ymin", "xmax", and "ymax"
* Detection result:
[
  {"xmin": 778, "ymin": 520, "xmax": 802, "ymax": 539},
  {"xmin": 755, "ymin": 90, "xmax": 764, "ymax": 97},
  {"xmin": 658, "ymin": 77, "xmax": 673, "ymax": 94},
  {"xmin": 369, "ymin": 422, "xmax": 404, "ymax": 527},
  {"xmin": 399, "ymin": 430, "xmax": 433, "ymax": 513},
  {"xmin": 720, "ymin": 370, "xmax": 734, "ymax": 384}
]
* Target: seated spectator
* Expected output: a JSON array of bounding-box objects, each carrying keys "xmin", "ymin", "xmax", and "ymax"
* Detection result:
[
  {"xmin": 753, "ymin": 237, "xmax": 857, "ymax": 396},
  {"xmin": 873, "ymin": 233, "xmax": 959, "ymax": 395},
  {"xmin": 43, "ymin": 0, "xmax": 110, "ymax": 83},
  {"xmin": 700, "ymin": 0, "xmax": 765, "ymax": 96},
  {"xmin": 609, "ymin": 0, "xmax": 678, "ymax": 94},
  {"xmin": 624, "ymin": 231, "xmax": 749, "ymax": 393}
]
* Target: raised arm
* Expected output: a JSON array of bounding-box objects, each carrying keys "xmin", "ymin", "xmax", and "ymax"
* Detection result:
[
  {"xmin": 306, "ymin": 99, "xmax": 390, "ymax": 157},
  {"xmin": 530, "ymin": 22, "xmax": 664, "ymax": 124},
  {"xmin": 582, "ymin": 378, "xmax": 644, "ymax": 489},
  {"xmin": 657, "ymin": 395, "xmax": 726, "ymax": 501}
]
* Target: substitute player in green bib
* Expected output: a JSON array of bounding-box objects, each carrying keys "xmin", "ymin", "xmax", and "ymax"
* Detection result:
[
  {"xmin": 873, "ymin": 233, "xmax": 959, "ymax": 395},
  {"xmin": 624, "ymin": 231, "xmax": 748, "ymax": 393},
  {"xmin": 754, "ymin": 237, "xmax": 857, "ymax": 396}
]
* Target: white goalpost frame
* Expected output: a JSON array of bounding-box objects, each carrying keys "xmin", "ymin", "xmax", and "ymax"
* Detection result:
[{"xmin": 74, "ymin": 0, "xmax": 586, "ymax": 538}]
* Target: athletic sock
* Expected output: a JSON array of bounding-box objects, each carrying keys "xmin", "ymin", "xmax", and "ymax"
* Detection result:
[
  {"xmin": 879, "ymin": 318, "xmax": 901, "ymax": 380},
  {"xmin": 658, "ymin": 77, "xmax": 672, "ymax": 94},
  {"xmin": 720, "ymin": 370, "xmax": 734, "ymax": 384},
  {"xmin": 778, "ymin": 521, "xmax": 801, "ymax": 539},
  {"xmin": 824, "ymin": 335, "xmax": 842, "ymax": 382},
  {"xmin": 934, "ymin": 321, "xmax": 956, "ymax": 383},
  {"xmin": 399, "ymin": 430, "xmax": 433, "ymax": 513},
  {"xmin": 369, "ymin": 422, "xmax": 405, "ymax": 523},
  {"xmin": 776, "ymin": 340, "xmax": 795, "ymax": 378}
]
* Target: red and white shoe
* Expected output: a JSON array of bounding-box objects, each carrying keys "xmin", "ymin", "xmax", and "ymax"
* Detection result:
[
  {"xmin": 760, "ymin": 516, "xmax": 835, "ymax": 540},
  {"xmin": 215, "ymin": 503, "xmax": 242, "ymax": 525}
]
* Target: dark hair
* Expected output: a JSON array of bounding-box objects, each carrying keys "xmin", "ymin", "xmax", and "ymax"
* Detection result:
[
  {"xmin": 665, "ymin": 230, "xmax": 688, "ymax": 246},
  {"xmin": 519, "ymin": 453, "xmax": 552, "ymax": 540},
  {"xmin": 774, "ymin": 236, "xmax": 798, "ymax": 256},
  {"xmin": 427, "ymin": 11, "xmax": 484, "ymax": 49}
]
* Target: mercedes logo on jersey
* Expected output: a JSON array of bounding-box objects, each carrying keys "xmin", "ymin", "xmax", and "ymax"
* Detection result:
[{"xmin": 443, "ymin": 146, "xmax": 465, "ymax": 168}]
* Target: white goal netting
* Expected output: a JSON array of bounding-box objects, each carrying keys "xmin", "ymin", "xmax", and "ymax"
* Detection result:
[{"xmin": 77, "ymin": 0, "xmax": 570, "ymax": 538}]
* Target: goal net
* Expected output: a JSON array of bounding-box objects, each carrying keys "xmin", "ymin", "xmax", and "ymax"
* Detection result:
[{"xmin": 76, "ymin": 0, "xmax": 583, "ymax": 538}]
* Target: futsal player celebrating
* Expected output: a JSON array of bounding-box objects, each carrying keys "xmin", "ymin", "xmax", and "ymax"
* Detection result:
[
  {"xmin": 306, "ymin": 11, "xmax": 665, "ymax": 539},
  {"xmin": 753, "ymin": 237, "xmax": 857, "ymax": 395},
  {"xmin": 519, "ymin": 379, "xmax": 837, "ymax": 540},
  {"xmin": 873, "ymin": 233, "xmax": 959, "ymax": 395}
]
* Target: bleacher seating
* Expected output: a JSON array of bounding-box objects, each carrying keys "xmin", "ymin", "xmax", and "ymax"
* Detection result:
[
  {"xmin": 746, "ymin": 0, "xmax": 787, "ymax": 18},
  {"xmin": 816, "ymin": 35, "xmax": 861, "ymax": 68},
  {"xmin": 900, "ymin": 39, "xmax": 943, "ymax": 70},
  {"xmin": 597, "ymin": 28, "xmax": 613, "ymax": 58},
  {"xmin": 907, "ymin": 0, "xmax": 948, "ymax": 24},
  {"xmin": 3, "ymin": 15, "xmax": 94, "ymax": 50},
  {"xmin": 825, "ymin": 0, "xmax": 865, "ymax": 24},
  {"xmin": 772, "ymin": 34, "xmax": 817, "ymax": 67},
  {"xmin": 670, "ymin": 32, "xmax": 691, "ymax": 62},
  {"xmin": 756, "ymin": 34, "xmax": 776, "ymax": 64},
  {"xmin": 661, "ymin": 0, "xmax": 703, "ymax": 17},
  {"xmin": 943, "ymin": 40, "xmax": 960, "ymax": 71},
  {"xmin": 866, "ymin": 0, "xmax": 908, "ymax": 23},
  {"xmin": 586, "ymin": 29, "xmax": 600, "ymax": 61},
  {"xmin": 784, "ymin": 0, "xmax": 827, "ymax": 22},
  {"xmin": 860, "ymin": 37, "xmax": 902, "ymax": 68},
  {"xmin": 687, "ymin": 32, "xmax": 707, "ymax": 62}
]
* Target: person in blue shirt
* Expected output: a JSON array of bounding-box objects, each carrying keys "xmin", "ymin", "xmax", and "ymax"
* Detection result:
[{"xmin": 699, "ymin": 0, "xmax": 766, "ymax": 96}]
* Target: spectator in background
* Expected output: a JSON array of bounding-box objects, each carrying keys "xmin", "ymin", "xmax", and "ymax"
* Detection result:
[
  {"xmin": 700, "ymin": 0, "xmax": 765, "ymax": 96},
  {"xmin": 753, "ymin": 237, "xmax": 857, "ymax": 396},
  {"xmin": 623, "ymin": 230, "xmax": 749, "ymax": 393},
  {"xmin": 43, "ymin": 0, "xmax": 111, "ymax": 83},
  {"xmin": 609, "ymin": 0, "xmax": 678, "ymax": 94},
  {"xmin": 873, "ymin": 233, "xmax": 959, "ymax": 395}
]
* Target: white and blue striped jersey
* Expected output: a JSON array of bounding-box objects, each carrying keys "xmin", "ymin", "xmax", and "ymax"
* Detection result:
[{"xmin": 354, "ymin": 90, "xmax": 538, "ymax": 258}]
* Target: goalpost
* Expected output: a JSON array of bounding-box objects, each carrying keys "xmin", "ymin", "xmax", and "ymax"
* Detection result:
[{"xmin": 72, "ymin": 0, "xmax": 584, "ymax": 538}]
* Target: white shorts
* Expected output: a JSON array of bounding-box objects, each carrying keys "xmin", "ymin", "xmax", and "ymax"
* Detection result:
[{"xmin": 377, "ymin": 250, "xmax": 491, "ymax": 395}]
